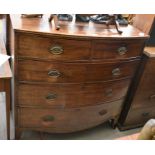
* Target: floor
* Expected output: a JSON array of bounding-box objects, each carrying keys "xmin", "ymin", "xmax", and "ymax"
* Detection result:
[{"xmin": 0, "ymin": 92, "xmax": 141, "ymax": 140}]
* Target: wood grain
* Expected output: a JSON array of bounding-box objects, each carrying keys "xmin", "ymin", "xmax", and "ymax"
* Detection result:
[
  {"xmin": 8, "ymin": 14, "xmax": 148, "ymax": 138},
  {"xmin": 18, "ymin": 79, "xmax": 131, "ymax": 108},
  {"xmin": 18, "ymin": 59, "xmax": 140, "ymax": 83},
  {"xmin": 18, "ymin": 99, "xmax": 124, "ymax": 133},
  {"xmin": 17, "ymin": 33, "xmax": 91, "ymax": 61}
]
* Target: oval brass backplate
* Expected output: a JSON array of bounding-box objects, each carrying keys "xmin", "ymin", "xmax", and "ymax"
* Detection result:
[
  {"xmin": 117, "ymin": 46, "xmax": 127, "ymax": 55},
  {"xmin": 46, "ymin": 93, "xmax": 57, "ymax": 100},
  {"xmin": 50, "ymin": 45, "xmax": 63, "ymax": 55},
  {"xmin": 48, "ymin": 70, "xmax": 61, "ymax": 77},
  {"xmin": 112, "ymin": 68, "xmax": 121, "ymax": 76},
  {"xmin": 105, "ymin": 88, "xmax": 113, "ymax": 97},
  {"xmin": 99, "ymin": 109, "xmax": 107, "ymax": 116}
]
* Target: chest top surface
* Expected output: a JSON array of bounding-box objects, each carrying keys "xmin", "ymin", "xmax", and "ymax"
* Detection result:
[
  {"xmin": 144, "ymin": 47, "xmax": 155, "ymax": 58},
  {"xmin": 10, "ymin": 14, "xmax": 149, "ymax": 39}
]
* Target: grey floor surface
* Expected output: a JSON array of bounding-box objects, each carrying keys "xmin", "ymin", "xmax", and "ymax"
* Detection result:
[{"xmin": 0, "ymin": 92, "xmax": 141, "ymax": 140}]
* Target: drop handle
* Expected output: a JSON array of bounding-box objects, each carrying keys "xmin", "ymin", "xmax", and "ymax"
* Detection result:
[
  {"xmin": 49, "ymin": 45, "xmax": 63, "ymax": 55},
  {"xmin": 46, "ymin": 93, "xmax": 57, "ymax": 100},
  {"xmin": 105, "ymin": 89, "xmax": 113, "ymax": 97},
  {"xmin": 112, "ymin": 68, "xmax": 121, "ymax": 76},
  {"xmin": 99, "ymin": 109, "xmax": 107, "ymax": 116},
  {"xmin": 48, "ymin": 69, "xmax": 61, "ymax": 77},
  {"xmin": 117, "ymin": 46, "xmax": 127, "ymax": 55}
]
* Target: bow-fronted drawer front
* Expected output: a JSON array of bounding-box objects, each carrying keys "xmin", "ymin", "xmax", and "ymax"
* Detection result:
[
  {"xmin": 92, "ymin": 39, "xmax": 145, "ymax": 60},
  {"xmin": 18, "ymin": 59, "xmax": 140, "ymax": 83},
  {"xmin": 17, "ymin": 33, "xmax": 91, "ymax": 61},
  {"xmin": 18, "ymin": 99, "xmax": 124, "ymax": 133},
  {"xmin": 17, "ymin": 78, "xmax": 130, "ymax": 108}
]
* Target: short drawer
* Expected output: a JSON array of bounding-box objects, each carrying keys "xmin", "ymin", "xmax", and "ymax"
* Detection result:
[
  {"xmin": 18, "ymin": 79, "xmax": 131, "ymax": 108},
  {"xmin": 18, "ymin": 59, "xmax": 140, "ymax": 83},
  {"xmin": 124, "ymin": 106, "xmax": 155, "ymax": 126},
  {"xmin": 17, "ymin": 33, "xmax": 91, "ymax": 61},
  {"xmin": 92, "ymin": 39, "xmax": 145, "ymax": 59},
  {"xmin": 18, "ymin": 99, "xmax": 124, "ymax": 133}
]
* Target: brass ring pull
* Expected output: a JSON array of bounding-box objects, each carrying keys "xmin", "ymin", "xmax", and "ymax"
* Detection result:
[
  {"xmin": 105, "ymin": 88, "xmax": 113, "ymax": 97},
  {"xmin": 99, "ymin": 109, "xmax": 107, "ymax": 116},
  {"xmin": 50, "ymin": 45, "xmax": 63, "ymax": 55},
  {"xmin": 112, "ymin": 68, "xmax": 121, "ymax": 76},
  {"xmin": 46, "ymin": 93, "xmax": 57, "ymax": 100},
  {"xmin": 42, "ymin": 115, "xmax": 55, "ymax": 122},
  {"xmin": 48, "ymin": 70, "xmax": 61, "ymax": 77},
  {"xmin": 117, "ymin": 46, "xmax": 127, "ymax": 55}
]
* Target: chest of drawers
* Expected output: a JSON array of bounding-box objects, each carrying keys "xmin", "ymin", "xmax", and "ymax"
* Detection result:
[
  {"xmin": 118, "ymin": 48, "xmax": 155, "ymax": 130},
  {"xmin": 9, "ymin": 15, "xmax": 148, "ymax": 139}
]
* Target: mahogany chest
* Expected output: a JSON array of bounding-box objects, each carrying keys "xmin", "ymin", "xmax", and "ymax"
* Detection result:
[
  {"xmin": 118, "ymin": 47, "xmax": 155, "ymax": 130},
  {"xmin": 8, "ymin": 15, "xmax": 148, "ymax": 139}
]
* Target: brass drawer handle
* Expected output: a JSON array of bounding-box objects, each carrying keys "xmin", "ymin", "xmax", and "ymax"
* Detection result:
[
  {"xmin": 99, "ymin": 109, "xmax": 107, "ymax": 116},
  {"xmin": 142, "ymin": 112, "xmax": 149, "ymax": 117},
  {"xmin": 48, "ymin": 70, "xmax": 61, "ymax": 77},
  {"xmin": 117, "ymin": 46, "xmax": 127, "ymax": 55},
  {"xmin": 46, "ymin": 93, "xmax": 57, "ymax": 100},
  {"xmin": 42, "ymin": 115, "xmax": 55, "ymax": 122},
  {"xmin": 50, "ymin": 45, "xmax": 63, "ymax": 55},
  {"xmin": 105, "ymin": 89, "xmax": 113, "ymax": 97},
  {"xmin": 112, "ymin": 68, "xmax": 121, "ymax": 76}
]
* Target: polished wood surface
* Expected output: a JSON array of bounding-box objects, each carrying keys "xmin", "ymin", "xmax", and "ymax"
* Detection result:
[
  {"xmin": 18, "ymin": 99, "xmax": 124, "ymax": 133},
  {"xmin": 10, "ymin": 14, "xmax": 148, "ymax": 39},
  {"xmin": 0, "ymin": 36, "xmax": 12, "ymax": 140},
  {"xmin": 124, "ymin": 105, "xmax": 155, "ymax": 127},
  {"xmin": 9, "ymin": 14, "xmax": 148, "ymax": 139},
  {"xmin": 122, "ymin": 57, "xmax": 155, "ymax": 128},
  {"xmin": 131, "ymin": 58, "xmax": 155, "ymax": 109},
  {"xmin": 92, "ymin": 39, "xmax": 145, "ymax": 60},
  {"xmin": 133, "ymin": 14, "xmax": 155, "ymax": 35},
  {"xmin": 118, "ymin": 15, "xmax": 155, "ymax": 130},
  {"xmin": 18, "ymin": 59, "xmax": 140, "ymax": 83},
  {"xmin": 18, "ymin": 79, "xmax": 131, "ymax": 108},
  {"xmin": 17, "ymin": 33, "xmax": 91, "ymax": 61},
  {"xmin": 144, "ymin": 47, "xmax": 155, "ymax": 58}
]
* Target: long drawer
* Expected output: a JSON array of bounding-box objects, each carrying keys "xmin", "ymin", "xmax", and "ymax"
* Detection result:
[
  {"xmin": 18, "ymin": 79, "xmax": 131, "ymax": 108},
  {"xmin": 18, "ymin": 99, "xmax": 124, "ymax": 133},
  {"xmin": 92, "ymin": 39, "xmax": 145, "ymax": 59},
  {"xmin": 17, "ymin": 33, "xmax": 91, "ymax": 61},
  {"xmin": 18, "ymin": 59, "xmax": 140, "ymax": 83}
]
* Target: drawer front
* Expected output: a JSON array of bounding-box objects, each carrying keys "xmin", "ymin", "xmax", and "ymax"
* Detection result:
[
  {"xmin": 131, "ymin": 59, "xmax": 155, "ymax": 109},
  {"xmin": 131, "ymin": 73, "xmax": 155, "ymax": 109},
  {"xmin": 125, "ymin": 106, "xmax": 155, "ymax": 126},
  {"xmin": 18, "ymin": 79, "xmax": 130, "ymax": 108},
  {"xmin": 18, "ymin": 99, "xmax": 124, "ymax": 132},
  {"xmin": 18, "ymin": 59, "xmax": 140, "ymax": 83},
  {"xmin": 17, "ymin": 33, "xmax": 91, "ymax": 61},
  {"xmin": 92, "ymin": 40, "xmax": 145, "ymax": 59}
]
